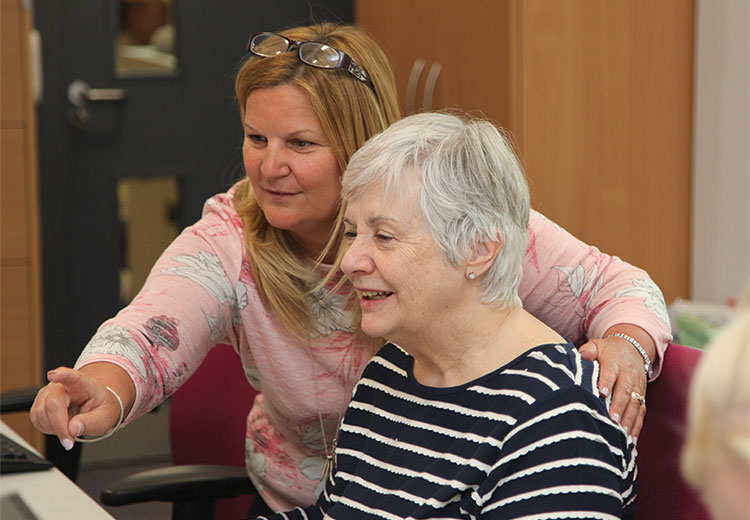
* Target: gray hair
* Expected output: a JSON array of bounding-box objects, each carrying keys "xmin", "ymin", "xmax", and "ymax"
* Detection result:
[{"xmin": 342, "ymin": 112, "xmax": 530, "ymax": 308}]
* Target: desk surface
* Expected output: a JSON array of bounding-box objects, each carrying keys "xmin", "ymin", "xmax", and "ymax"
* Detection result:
[{"xmin": 0, "ymin": 421, "xmax": 115, "ymax": 519}]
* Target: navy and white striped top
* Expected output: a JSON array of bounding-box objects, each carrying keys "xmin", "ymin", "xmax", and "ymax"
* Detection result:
[{"xmin": 261, "ymin": 341, "xmax": 637, "ymax": 519}]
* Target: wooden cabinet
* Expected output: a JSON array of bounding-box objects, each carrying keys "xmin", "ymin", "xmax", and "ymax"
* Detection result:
[
  {"xmin": 1, "ymin": 0, "xmax": 44, "ymax": 450},
  {"xmin": 356, "ymin": 0, "xmax": 693, "ymax": 304}
]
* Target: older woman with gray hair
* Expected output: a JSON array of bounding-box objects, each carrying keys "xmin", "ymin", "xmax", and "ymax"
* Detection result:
[{"xmin": 258, "ymin": 112, "xmax": 637, "ymax": 519}]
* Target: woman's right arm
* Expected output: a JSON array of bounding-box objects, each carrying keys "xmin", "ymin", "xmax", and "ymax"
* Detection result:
[{"xmin": 30, "ymin": 189, "xmax": 248, "ymax": 449}]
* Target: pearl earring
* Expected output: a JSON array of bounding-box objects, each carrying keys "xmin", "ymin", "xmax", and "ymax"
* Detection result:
[{"xmin": 468, "ymin": 272, "xmax": 476, "ymax": 280}]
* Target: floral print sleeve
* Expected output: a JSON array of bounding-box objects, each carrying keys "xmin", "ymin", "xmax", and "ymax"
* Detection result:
[
  {"xmin": 520, "ymin": 210, "xmax": 671, "ymax": 378},
  {"xmin": 74, "ymin": 189, "xmax": 249, "ymax": 422}
]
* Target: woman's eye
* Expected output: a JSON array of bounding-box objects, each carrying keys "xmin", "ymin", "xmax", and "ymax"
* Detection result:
[
  {"xmin": 246, "ymin": 134, "xmax": 266, "ymax": 145},
  {"xmin": 375, "ymin": 233, "xmax": 393, "ymax": 242},
  {"xmin": 291, "ymin": 139, "xmax": 313, "ymax": 149},
  {"xmin": 343, "ymin": 230, "xmax": 357, "ymax": 241}
]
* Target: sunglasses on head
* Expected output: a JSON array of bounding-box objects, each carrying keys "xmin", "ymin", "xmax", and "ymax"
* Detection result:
[{"xmin": 247, "ymin": 32, "xmax": 375, "ymax": 92}]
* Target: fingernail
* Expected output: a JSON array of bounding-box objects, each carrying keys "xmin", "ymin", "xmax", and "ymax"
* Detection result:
[
  {"xmin": 61, "ymin": 438, "xmax": 74, "ymax": 451},
  {"xmin": 600, "ymin": 387, "xmax": 610, "ymax": 397},
  {"xmin": 623, "ymin": 425, "xmax": 629, "ymax": 434},
  {"xmin": 633, "ymin": 436, "xmax": 638, "ymax": 445},
  {"xmin": 47, "ymin": 370, "xmax": 57, "ymax": 379},
  {"xmin": 76, "ymin": 423, "xmax": 84, "ymax": 437},
  {"xmin": 613, "ymin": 413, "xmax": 621, "ymax": 423}
]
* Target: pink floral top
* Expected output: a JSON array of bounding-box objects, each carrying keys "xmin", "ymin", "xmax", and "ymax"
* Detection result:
[{"xmin": 75, "ymin": 182, "xmax": 671, "ymax": 510}]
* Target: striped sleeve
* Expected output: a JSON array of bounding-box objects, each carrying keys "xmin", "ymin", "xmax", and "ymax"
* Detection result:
[{"xmin": 476, "ymin": 386, "xmax": 637, "ymax": 519}]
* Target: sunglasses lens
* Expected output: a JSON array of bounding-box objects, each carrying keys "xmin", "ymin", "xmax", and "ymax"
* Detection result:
[
  {"xmin": 251, "ymin": 33, "xmax": 290, "ymax": 56},
  {"xmin": 299, "ymin": 43, "xmax": 342, "ymax": 69}
]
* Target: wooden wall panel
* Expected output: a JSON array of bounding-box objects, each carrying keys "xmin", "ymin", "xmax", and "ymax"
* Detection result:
[
  {"xmin": 1, "ymin": 0, "xmax": 44, "ymax": 450},
  {"xmin": 516, "ymin": 0, "xmax": 693, "ymax": 303},
  {"xmin": 1, "ymin": 265, "xmax": 34, "ymax": 389},
  {"xmin": 1, "ymin": 129, "xmax": 30, "ymax": 260},
  {"xmin": 0, "ymin": 0, "xmax": 24, "ymax": 123},
  {"xmin": 355, "ymin": 0, "xmax": 515, "ymax": 126}
]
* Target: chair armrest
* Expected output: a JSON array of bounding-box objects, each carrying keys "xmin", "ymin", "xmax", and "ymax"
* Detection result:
[
  {"xmin": 100, "ymin": 464, "xmax": 257, "ymax": 506},
  {"xmin": 0, "ymin": 387, "xmax": 43, "ymax": 413}
]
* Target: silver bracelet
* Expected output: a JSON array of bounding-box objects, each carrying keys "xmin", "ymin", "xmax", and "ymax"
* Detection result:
[
  {"xmin": 74, "ymin": 386, "xmax": 124, "ymax": 443},
  {"xmin": 608, "ymin": 333, "xmax": 653, "ymax": 378}
]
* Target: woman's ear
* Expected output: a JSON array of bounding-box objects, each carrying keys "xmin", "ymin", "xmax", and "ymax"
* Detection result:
[{"xmin": 466, "ymin": 233, "xmax": 503, "ymax": 279}]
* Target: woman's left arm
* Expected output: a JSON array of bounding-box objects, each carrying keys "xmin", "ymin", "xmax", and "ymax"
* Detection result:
[{"xmin": 519, "ymin": 210, "xmax": 672, "ymax": 439}]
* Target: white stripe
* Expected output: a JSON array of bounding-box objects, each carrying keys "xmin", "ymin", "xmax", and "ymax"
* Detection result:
[
  {"xmin": 468, "ymin": 386, "xmax": 536, "ymax": 404},
  {"xmin": 347, "ymin": 401, "xmax": 505, "ymax": 449},
  {"xmin": 341, "ymin": 423, "xmax": 492, "ymax": 471},
  {"xmin": 505, "ymin": 511, "xmax": 621, "ymax": 520},
  {"xmin": 334, "ymin": 471, "xmax": 461, "ymax": 508},
  {"xmin": 528, "ymin": 350, "xmax": 576, "ymax": 382},
  {"xmin": 503, "ymin": 401, "xmax": 618, "ymax": 451},
  {"xmin": 624, "ymin": 444, "xmax": 637, "ymax": 474},
  {"xmin": 573, "ymin": 347, "xmax": 583, "ymax": 386},
  {"xmin": 492, "ymin": 457, "xmax": 625, "ymax": 489},
  {"xmin": 359, "ymin": 379, "xmax": 516, "ymax": 424},
  {"xmin": 331, "ymin": 495, "xmax": 407, "ymax": 520},
  {"xmin": 483, "ymin": 484, "xmax": 622, "ymax": 513},
  {"xmin": 336, "ymin": 447, "xmax": 468, "ymax": 489},
  {"xmin": 370, "ymin": 355, "xmax": 408, "ymax": 378},
  {"xmin": 591, "ymin": 360, "xmax": 601, "ymax": 399},
  {"xmin": 622, "ymin": 459, "xmax": 638, "ymax": 502},
  {"xmin": 503, "ymin": 369, "xmax": 559, "ymax": 390},
  {"xmin": 485, "ymin": 429, "xmax": 625, "ymax": 486}
]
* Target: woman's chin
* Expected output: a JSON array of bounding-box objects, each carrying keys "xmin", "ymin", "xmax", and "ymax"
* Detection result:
[{"xmin": 360, "ymin": 321, "xmax": 392, "ymax": 342}]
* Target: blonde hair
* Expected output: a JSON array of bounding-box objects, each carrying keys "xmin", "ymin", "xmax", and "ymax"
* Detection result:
[
  {"xmin": 233, "ymin": 22, "xmax": 401, "ymax": 338},
  {"xmin": 682, "ymin": 307, "xmax": 750, "ymax": 492}
]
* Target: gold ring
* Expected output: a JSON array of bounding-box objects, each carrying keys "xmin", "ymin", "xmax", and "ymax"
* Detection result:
[{"xmin": 631, "ymin": 391, "xmax": 646, "ymax": 405}]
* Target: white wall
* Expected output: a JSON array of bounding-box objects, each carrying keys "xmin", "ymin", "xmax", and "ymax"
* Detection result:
[{"xmin": 691, "ymin": 0, "xmax": 750, "ymax": 304}]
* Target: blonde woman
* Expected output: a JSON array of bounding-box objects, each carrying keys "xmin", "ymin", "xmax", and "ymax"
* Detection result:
[{"xmin": 31, "ymin": 22, "xmax": 670, "ymax": 512}]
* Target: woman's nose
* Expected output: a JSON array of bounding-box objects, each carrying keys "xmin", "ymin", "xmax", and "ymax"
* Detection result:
[
  {"xmin": 260, "ymin": 143, "xmax": 290, "ymax": 179},
  {"xmin": 341, "ymin": 237, "xmax": 373, "ymax": 277}
]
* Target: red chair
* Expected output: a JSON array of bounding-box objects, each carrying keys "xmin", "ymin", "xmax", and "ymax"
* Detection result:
[
  {"xmin": 102, "ymin": 344, "xmax": 268, "ymax": 519},
  {"xmin": 635, "ymin": 343, "xmax": 710, "ymax": 519},
  {"xmin": 170, "ymin": 343, "xmax": 260, "ymax": 519}
]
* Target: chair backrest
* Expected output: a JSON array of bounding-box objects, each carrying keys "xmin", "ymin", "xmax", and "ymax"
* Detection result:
[
  {"xmin": 169, "ymin": 343, "xmax": 259, "ymax": 519},
  {"xmin": 635, "ymin": 343, "xmax": 710, "ymax": 519}
]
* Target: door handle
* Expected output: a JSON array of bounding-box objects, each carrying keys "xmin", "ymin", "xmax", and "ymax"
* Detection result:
[
  {"xmin": 67, "ymin": 80, "xmax": 127, "ymax": 108},
  {"xmin": 67, "ymin": 80, "xmax": 127, "ymax": 130},
  {"xmin": 405, "ymin": 58, "xmax": 425, "ymax": 115}
]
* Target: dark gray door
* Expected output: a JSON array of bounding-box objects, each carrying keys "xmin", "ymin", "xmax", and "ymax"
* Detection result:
[{"xmin": 35, "ymin": 1, "xmax": 353, "ymax": 371}]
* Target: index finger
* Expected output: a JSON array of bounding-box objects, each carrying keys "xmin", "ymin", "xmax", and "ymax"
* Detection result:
[{"xmin": 46, "ymin": 367, "xmax": 94, "ymax": 399}]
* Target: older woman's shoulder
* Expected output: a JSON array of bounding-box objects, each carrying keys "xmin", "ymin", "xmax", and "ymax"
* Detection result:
[{"xmin": 506, "ymin": 341, "xmax": 601, "ymax": 399}]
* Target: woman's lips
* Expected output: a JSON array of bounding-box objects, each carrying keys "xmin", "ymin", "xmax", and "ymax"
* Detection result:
[
  {"xmin": 358, "ymin": 289, "xmax": 393, "ymax": 309},
  {"xmin": 265, "ymin": 188, "xmax": 299, "ymax": 200}
]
